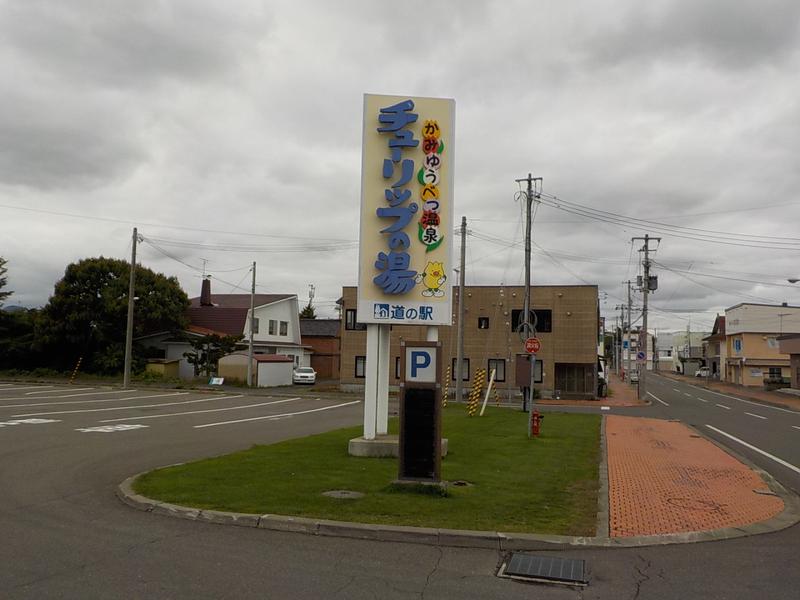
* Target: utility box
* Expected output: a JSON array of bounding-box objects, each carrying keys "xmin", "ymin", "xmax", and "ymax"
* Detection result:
[{"xmin": 398, "ymin": 341, "xmax": 442, "ymax": 482}]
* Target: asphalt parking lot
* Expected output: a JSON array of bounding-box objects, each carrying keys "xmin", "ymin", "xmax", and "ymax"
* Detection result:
[{"xmin": 0, "ymin": 383, "xmax": 361, "ymax": 438}]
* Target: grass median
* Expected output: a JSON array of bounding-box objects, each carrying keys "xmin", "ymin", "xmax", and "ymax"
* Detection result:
[{"xmin": 134, "ymin": 406, "xmax": 601, "ymax": 535}]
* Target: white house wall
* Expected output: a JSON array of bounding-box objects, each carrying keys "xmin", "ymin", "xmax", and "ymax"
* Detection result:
[
  {"xmin": 247, "ymin": 298, "xmax": 302, "ymax": 345},
  {"xmin": 726, "ymin": 304, "xmax": 800, "ymax": 335}
]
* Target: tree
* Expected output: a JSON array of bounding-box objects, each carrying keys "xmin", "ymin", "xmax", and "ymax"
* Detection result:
[
  {"xmin": 36, "ymin": 257, "xmax": 189, "ymax": 373},
  {"xmin": 299, "ymin": 303, "xmax": 316, "ymax": 319},
  {"xmin": 0, "ymin": 256, "xmax": 11, "ymax": 307},
  {"xmin": 183, "ymin": 333, "xmax": 242, "ymax": 377}
]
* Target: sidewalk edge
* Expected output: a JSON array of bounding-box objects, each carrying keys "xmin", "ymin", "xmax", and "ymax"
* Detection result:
[{"xmin": 117, "ymin": 464, "xmax": 800, "ymax": 550}]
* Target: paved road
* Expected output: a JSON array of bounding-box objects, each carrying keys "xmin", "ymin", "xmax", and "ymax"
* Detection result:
[
  {"xmin": 1, "ymin": 381, "xmax": 799, "ymax": 599},
  {"xmin": 642, "ymin": 374, "xmax": 800, "ymax": 495}
]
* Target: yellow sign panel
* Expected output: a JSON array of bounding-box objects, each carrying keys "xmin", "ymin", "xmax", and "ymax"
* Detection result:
[{"xmin": 357, "ymin": 94, "xmax": 455, "ymax": 326}]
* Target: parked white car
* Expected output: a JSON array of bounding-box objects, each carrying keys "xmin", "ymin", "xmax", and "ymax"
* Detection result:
[
  {"xmin": 292, "ymin": 366, "xmax": 316, "ymax": 385},
  {"xmin": 695, "ymin": 367, "xmax": 711, "ymax": 378}
]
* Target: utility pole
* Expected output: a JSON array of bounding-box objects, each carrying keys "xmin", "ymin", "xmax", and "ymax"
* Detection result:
[
  {"xmin": 614, "ymin": 304, "xmax": 625, "ymax": 375},
  {"xmin": 515, "ymin": 173, "xmax": 542, "ymax": 414},
  {"xmin": 632, "ymin": 234, "xmax": 660, "ymax": 401},
  {"xmin": 623, "ymin": 280, "xmax": 633, "ymax": 381},
  {"xmin": 123, "ymin": 227, "xmax": 138, "ymax": 389},
  {"xmin": 247, "ymin": 262, "xmax": 256, "ymax": 387},
  {"xmin": 455, "ymin": 216, "xmax": 467, "ymax": 404}
]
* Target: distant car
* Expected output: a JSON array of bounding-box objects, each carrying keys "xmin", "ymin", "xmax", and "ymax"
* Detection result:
[
  {"xmin": 629, "ymin": 370, "xmax": 639, "ymax": 383},
  {"xmin": 695, "ymin": 367, "xmax": 711, "ymax": 378},
  {"xmin": 292, "ymin": 366, "xmax": 316, "ymax": 385}
]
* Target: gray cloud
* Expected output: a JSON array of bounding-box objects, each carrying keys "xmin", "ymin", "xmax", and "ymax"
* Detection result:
[{"xmin": 581, "ymin": 0, "xmax": 800, "ymax": 70}]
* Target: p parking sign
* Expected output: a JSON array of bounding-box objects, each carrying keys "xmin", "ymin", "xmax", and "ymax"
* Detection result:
[{"xmin": 405, "ymin": 346, "xmax": 437, "ymax": 382}]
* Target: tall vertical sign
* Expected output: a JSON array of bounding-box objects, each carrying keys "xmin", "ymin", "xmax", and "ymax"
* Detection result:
[{"xmin": 358, "ymin": 94, "xmax": 455, "ymax": 326}]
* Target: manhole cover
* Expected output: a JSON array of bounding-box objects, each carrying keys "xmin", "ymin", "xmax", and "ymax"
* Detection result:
[
  {"xmin": 322, "ymin": 490, "xmax": 365, "ymax": 499},
  {"xmin": 498, "ymin": 553, "xmax": 587, "ymax": 586}
]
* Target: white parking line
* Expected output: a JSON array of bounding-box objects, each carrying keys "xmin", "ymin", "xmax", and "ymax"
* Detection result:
[
  {"xmin": 194, "ymin": 400, "xmax": 360, "ymax": 429},
  {"xmin": 99, "ymin": 397, "xmax": 300, "ymax": 422},
  {"xmin": 647, "ymin": 392, "xmax": 669, "ymax": 406},
  {"xmin": 793, "ymin": 426, "xmax": 800, "ymax": 431},
  {"xmin": 684, "ymin": 393, "xmax": 693, "ymax": 398},
  {"xmin": 0, "ymin": 385, "xmax": 55, "ymax": 392},
  {"xmin": 11, "ymin": 394, "xmax": 243, "ymax": 417},
  {"xmin": 0, "ymin": 391, "xmax": 188, "ymax": 409},
  {"xmin": 706, "ymin": 424, "xmax": 800, "ymax": 475},
  {"xmin": 698, "ymin": 398, "xmax": 709, "ymax": 403},
  {"xmin": 744, "ymin": 412, "xmax": 767, "ymax": 420},
  {"xmin": 673, "ymin": 388, "xmax": 681, "ymax": 393},
  {"xmin": 26, "ymin": 387, "xmax": 93, "ymax": 395},
  {"xmin": 0, "ymin": 390, "xmax": 145, "ymax": 408},
  {"xmin": 715, "ymin": 403, "xmax": 731, "ymax": 410}
]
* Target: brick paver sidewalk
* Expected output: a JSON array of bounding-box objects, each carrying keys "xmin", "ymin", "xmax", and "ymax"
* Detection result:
[{"xmin": 606, "ymin": 416, "xmax": 784, "ymax": 537}]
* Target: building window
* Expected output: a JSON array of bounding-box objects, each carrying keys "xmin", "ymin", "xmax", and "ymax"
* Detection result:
[
  {"xmin": 487, "ymin": 359, "xmax": 506, "ymax": 382},
  {"xmin": 345, "ymin": 309, "xmax": 366, "ymax": 331},
  {"xmin": 766, "ymin": 337, "xmax": 778, "ymax": 349},
  {"xmin": 355, "ymin": 356, "xmax": 366, "ymax": 378},
  {"xmin": 395, "ymin": 357, "xmax": 400, "ymax": 379},
  {"xmin": 268, "ymin": 319, "xmax": 277, "ymax": 335},
  {"xmin": 478, "ymin": 317, "xmax": 489, "ymax": 329},
  {"xmin": 451, "ymin": 358, "xmax": 469, "ymax": 381},
  {"xmin": 511, "ymin": 309, "xmax": 552, "ymax": 333},
  {"xmin": 251, "ymin": 317, "xmax": 259, "ymax": 334},
  {"xmin": 279, "ymin": 321, "xmax": 288, "ymax": 336},
  {"xmin": 733, "ymin": 338, "xmax": 742, "ymax": 353},
  {"xmin": 768, "ymin": 367, "xmax": 782, "ymax": 378}
]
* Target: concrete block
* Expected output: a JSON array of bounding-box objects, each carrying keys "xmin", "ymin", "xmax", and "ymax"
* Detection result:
[
  {"xmin": 151, "ymin": 502, "xmax": 201, "ymax": 521},
  {"xmin": 348, "ymin": 435, "xmax": 449, "ymax": 457},
  {"xmin": 258, "ymin": 514, "xmax": 320, "ymax": 534},
  {"xmin": 195, "ymin": 510, "xmax": 259, "ymax": 527},
  {"xmin": 438, "ymin": 528, "xmax": 501, "ymax": 549}
]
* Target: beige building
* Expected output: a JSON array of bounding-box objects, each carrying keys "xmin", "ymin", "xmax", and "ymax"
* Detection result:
[
  {"xmin": 339, "ymin": 284, "xmax": 600, "ymax": 399},
  {"xmin": 725, "ymin": 303, "xmax": 800, "ymax": 386}
]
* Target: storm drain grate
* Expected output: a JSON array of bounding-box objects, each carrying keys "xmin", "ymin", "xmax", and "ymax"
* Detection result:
[{"xmin": 498, "ymin": 553, "xmax": 587, "ymax": 586}]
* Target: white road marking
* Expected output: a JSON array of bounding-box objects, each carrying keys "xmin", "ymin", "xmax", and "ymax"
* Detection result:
[
  {"xmin": 0, "ymin": 385, "xmax": 55, "ymax": 392},
  {"xmin": 698, "ymin": 398, "xmax": 709, "ymax": 403},
  {"xmin": 744, "ymin": 412, "xmax": 767, "ymax": 420},
  {"xmin": 76, "ymin": 424, "xmax": 148, "ymax": 433},
  {"xmin": 26, "ymin": 387, "xmax": 93, "ymax": 395},
  {"xmin": 11, "ymin": 394, "xmax": 243, "ymax": 417},
  {"xmin": 715, "ymin": 403, "xmax": 731, "ymax": 410},
  {"xmin": 705, "ymin": 424, "xmax": 800, "ymax": 475},
  {"xmin": 673, "ymin": 388, "xmax": 681, "ymax": 392},
  {"xmin": 601, "ymin": 406, "xmax": 610, "ymax": 411},
  {"xmin": 194, "ymin": 400, "xmax": 361, "ymax": 429},
  {"xmin": 99, "ymin": 397, "xmax": 300, "ymax": 422},
  {"xmin": 793, "ymin": 426, "xmax": 800, "ymax": 431},
  {"xmin": 0, "ymin": 418, "xmax": 61, "ymax": 427},
  {"xmin": 647, "ymin": 392, "xmax": 669, "ymax": 406},
  {"xmin": 686, "ymin": 383, "xmax": 800, "ymax": 415},
  {"xmin": 0, "ymin": 391, "xmax": 188, "ymax": 409},
  {"xmin": 0, "ymin": 389, "xmax": 148, "ymax": 408},
  {"xmin": 684, "ymin": 393, "xmax": 693, "ymax": 398}
]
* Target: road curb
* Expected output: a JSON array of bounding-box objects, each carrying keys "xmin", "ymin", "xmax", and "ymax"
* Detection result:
[{"xmin": 117, "ymin": 462, "xmax": 800, "ymax": 550}]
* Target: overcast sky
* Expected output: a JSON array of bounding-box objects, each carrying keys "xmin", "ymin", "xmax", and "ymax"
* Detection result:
[{"xmin": 2, "ymin": 0, "xmax": 799, "ymax": 333}]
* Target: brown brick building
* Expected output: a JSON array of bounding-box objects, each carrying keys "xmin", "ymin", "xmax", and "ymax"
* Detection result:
[
  {"xmin": 339, "ymin": 284, "xmax": 600, "ymax": 399},
  {"xmin": 299, "ymin": 318, "xmax": 341, "ymax": 380}
]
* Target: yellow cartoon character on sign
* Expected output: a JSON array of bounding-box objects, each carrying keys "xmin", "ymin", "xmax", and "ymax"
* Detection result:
[{"xmin": 416, "ymin": 261, "xmax": 447, "ymax": 297}]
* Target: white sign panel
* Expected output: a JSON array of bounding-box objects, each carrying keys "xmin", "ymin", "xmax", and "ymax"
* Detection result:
[
  {"xmin": 357, "ymin": 94, "xmax": 455, "ymax": 326},
  {"xmin": 404, "ymin": 346, "xmax": 437, "ymax": 383}
]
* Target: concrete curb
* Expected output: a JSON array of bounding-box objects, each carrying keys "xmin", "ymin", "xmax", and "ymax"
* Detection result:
[
  {"xmin": 596, "ymin": 416, "xmax": 610, "ymax": 538},
  {"xmin": 117, "ymin": 463, "xmax": 800, "ymax": 550}
]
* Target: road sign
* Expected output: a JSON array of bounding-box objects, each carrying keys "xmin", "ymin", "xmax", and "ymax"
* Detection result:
[
  {"xmin": 636, "ymin": 351, "xmax": 646, "ymax": 362},
  {"xmin": 404, "ymin": 345, "xmax": 437, "ymax": 383},
  {"xmin": 525, "ymin": 337, "xmax": 541, "ymax": 354}
]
